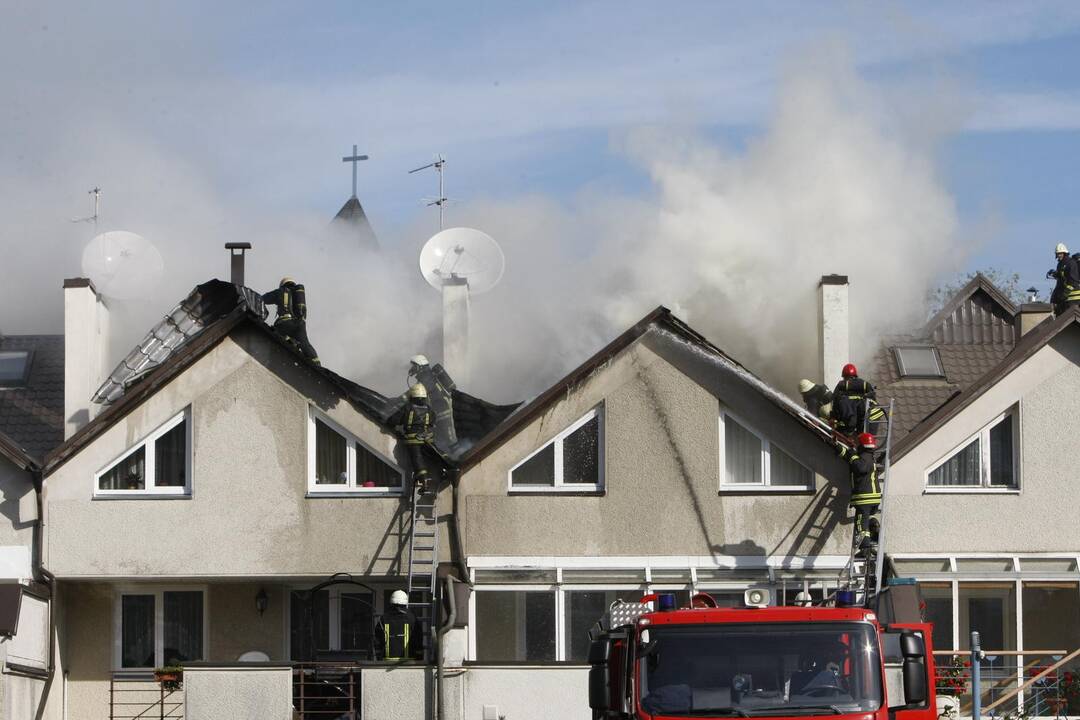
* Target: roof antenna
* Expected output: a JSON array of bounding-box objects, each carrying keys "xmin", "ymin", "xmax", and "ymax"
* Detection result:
[
  {"xmin": 71, "ymin": 187, "xmax": 102, "ymax": 232},
  {"xmin": 409, "ymin": 154, "xmax": 447, "ymax": 231}
]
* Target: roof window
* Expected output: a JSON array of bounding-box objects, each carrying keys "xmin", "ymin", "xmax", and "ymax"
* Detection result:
[
  {"xmin": 893, "ymin": 346, "xmax": 944, "ymax": 378},
  {"xmin": 0, "ymin": 350, "xmax": 32, "ymax": 386}
]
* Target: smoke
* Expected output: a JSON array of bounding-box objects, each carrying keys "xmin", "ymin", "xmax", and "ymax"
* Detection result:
[{"xmin": 1, "ymin": 45, "xmax": 970, "ymax": 404}]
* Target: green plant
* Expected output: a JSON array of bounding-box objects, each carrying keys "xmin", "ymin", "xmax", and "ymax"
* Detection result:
[
  {"xmin": 153, "ymin": 665, "xmax": 183, "ymax": 692},
  {"xmin": 1062, "ymin": 670, "xmax": 1080, "ymax": 714},
  {"xmin": 935, "ymin": 656, "xmax": 969, "ymax": 696}
]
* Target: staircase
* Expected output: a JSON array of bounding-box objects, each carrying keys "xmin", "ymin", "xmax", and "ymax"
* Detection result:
[{"xmin": 406, "ymin": 481, "xmax": 440, "ymax": 661}]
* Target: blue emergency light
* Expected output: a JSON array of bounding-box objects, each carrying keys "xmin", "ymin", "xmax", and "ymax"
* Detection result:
[
  {"xmin": 657, "ymin": 593, "xmax": 677, "ymax": 611},
  {"xmin": 836, "ymin": 589, "xmax": 857, "ymax": 607}
]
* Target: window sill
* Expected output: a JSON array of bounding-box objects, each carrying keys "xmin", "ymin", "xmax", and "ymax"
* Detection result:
[
  {"xmin": 922, "ymin": 487, "xmax": 1021, "ymax": 495},
  {"xmin": 718, "ymin": 486, "xmax": 814, "ymax": 495},
  {"xmin": 507, "ymin": 487, "xmax": 605, "ymax": 497},
  {"xmin": 306, "ymin": 490, "xmax": 404, "ymax": 499},
  {"xmin": 92, "ymin": 493, "xmax": 191, "ymax": 500}
]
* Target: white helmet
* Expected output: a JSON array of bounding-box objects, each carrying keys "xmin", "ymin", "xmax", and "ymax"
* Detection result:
[
  {"xmin": 1056, "ymin": 243, "xmax": 1069, "ymax": 255},
  {"xmin": 410, "ymin": 354, "xmax": 429, "ymax": 368},
  {"xmin": 798, "ymin": 379, "xmax": 815, "ymax": 394},
  {"xmin": 390, "ymin": 590, "xmax": 409, "ymax": 606}
]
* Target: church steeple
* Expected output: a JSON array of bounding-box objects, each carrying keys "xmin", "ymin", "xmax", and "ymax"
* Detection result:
[{"xmin": 331, "ymin": 144, "xmax": 378, "ymax": 250}]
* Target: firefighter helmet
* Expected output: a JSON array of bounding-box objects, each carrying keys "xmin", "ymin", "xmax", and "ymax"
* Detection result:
[
  {"xmin": 798, "ymin": 379, "xmax": 815, "ymax": 394},
  {"xmin": 842, "ymin": 363, "xmax": 858, "ymax": 379},
  {"xmin": 1056, "ymin": 243, "xmax": 1069, "ymax": 255},
  {"xmin": 390, "ymin": 590, "xmax": 409, "ymax": 606},
  {"xmin": 279, "ymin": 276, "xmax": 295, "ymax": 286},
  {"xmin": 408, "ymin": 383, "xmax": 428, "ymax": 399},
  {"xmin": 858, "ymin": 432, "xmax": 876, "ymax": 449}
]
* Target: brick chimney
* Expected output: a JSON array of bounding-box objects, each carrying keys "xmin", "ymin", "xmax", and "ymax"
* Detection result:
[
  {"xmin": 64, "ymin": 278, "xmax": 111, "ymax": 438},
  {"xmin": 1018, "ymin": 302, "xmax": 1053, "ymax": 336},
  {"xmin": 818, "ymin": 274, "xmax": 850, "ymax": 385}
]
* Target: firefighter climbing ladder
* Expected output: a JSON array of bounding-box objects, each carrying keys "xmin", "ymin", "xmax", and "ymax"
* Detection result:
[
  {"xmin": 839, "ymin": 399, "xmax": 895, "ymax": 608},
  {"xmin": 406, "ymin": 481, "xmax": 440, "ymax": 660}
]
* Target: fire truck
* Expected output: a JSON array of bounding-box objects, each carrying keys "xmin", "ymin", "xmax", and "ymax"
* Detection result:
[{"xmin": 587, "ymin": 587, "xmax": 936, "ymax": 720}]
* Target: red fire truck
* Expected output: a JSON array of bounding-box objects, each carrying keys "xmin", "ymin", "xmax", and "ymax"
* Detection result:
[{"xmin": 587, "ymin": 589, "xmax": 936, "ymax": 720}]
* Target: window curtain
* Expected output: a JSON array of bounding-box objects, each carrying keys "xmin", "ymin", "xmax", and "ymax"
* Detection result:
[
  {"xmin": 315, "ymin": 420, "xmax": 347, "ymax": 485},
  {"xmin": 724, "ymin": 417, "xmax": 762, "ymax": 484},
  {"xmin": 988, "ymin": 415, "xmax": 1014, "ymax": 487},
  {"xmin": 121, "ymin": 595, "xmax": 155, "ymax": 668},
  {"xmin": 100, "ymin": 447, "xmax": 146, "ymax": 491},
  {"xmin": 770, "ymin": 444, "xmax": 812, "ymax": 487},
  {"xmin": 163, "ymin": 591, "xmax": 203, "ymax": 664},
  {"xmin": 356, "ymin": 444, "xmax": 400, "ymax": 488},
  {"xmin": 929, "ymin": 437, "xmax": 981, "ymax": 486},
  {"xmin": 155, "ymin": 422, "xmax": 187, "ymax": 487}
]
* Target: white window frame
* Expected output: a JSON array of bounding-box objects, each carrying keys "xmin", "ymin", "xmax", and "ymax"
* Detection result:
[
  {"xmin": 924, "ymin": 406, "xmax": 1021, "ymax": 493},
  {"xmin": 718, "ymin": 410, "xmax": 814, "ymax": 492},
  {"xmin": 94, "ymin": 408, "xmax": 192, "ymax": 497},
  {"xmin": 507, "ymin": 406, "xmax": 604, "ymax": 493},
  {"xmin": 112, "ymin": 586, "xmax": 208, "ymax": 671},
  {"xmin": 307, "ymin": 407, "xmax": 404, "ymax": 496}
]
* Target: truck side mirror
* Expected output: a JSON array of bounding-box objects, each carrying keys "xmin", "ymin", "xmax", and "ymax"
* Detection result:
[
  {"xmin": 903, "ymin": 658, "xmax": 927, "ymax": 705},
  {"xmin": 589, "ymin": 638, "xmax": 612, "ymax": 711},
  {"xmin": 900, "ymin": 632, "xmax": 924, "ymax": 659},
  {"xmin": 588, "ymin": 638, "xmax": 611, "ymax": 665}
]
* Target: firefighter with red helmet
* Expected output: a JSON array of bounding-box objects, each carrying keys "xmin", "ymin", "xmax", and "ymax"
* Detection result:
[
  {"xmin": 831, "ymin": 363, "xmax": 876, "ymax": 438},
  {"xmin": 837, "ymin": 432, "xmax": 881, "ymax": 556}
]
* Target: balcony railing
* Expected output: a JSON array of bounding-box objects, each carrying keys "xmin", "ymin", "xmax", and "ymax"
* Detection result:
[
  {"xmin": 933, "ymin": 650, "xmax": 1080, "ymax": 718},
  {"xmin": 293, "ymin": 662, "xmax": 361, "ymax": 719},
  {"xmin": 108, "ymin": 677, "xmax": 183, "ymax": 720}
]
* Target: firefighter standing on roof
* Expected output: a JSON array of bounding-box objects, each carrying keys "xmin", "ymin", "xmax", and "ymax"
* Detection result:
[
  {"xmin": 1047, "ymin": 243, "xmax": 1080, "ymax": 315},
  {"xmin": 831, "ymin": 363, "xmax": 876, "ymax": 437},
  {"xmin": 262, "ymin": 277, "xmax": 320, "ymax": 364},
  {"xmin": 838, "ymin": 432, "xmax": 881, "ymax": 556},
  {"xmin": 798, "ymin": 379, "xmax": 833, "ymax": 420},
  {"xmin": 393, "ymin": 384, "xmax": 438, "ymax": 488}
]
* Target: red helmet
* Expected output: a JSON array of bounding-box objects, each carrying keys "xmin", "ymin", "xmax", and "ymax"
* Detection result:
[
  {"xmin": 842, "ymin": 363, "xmax": 858, "ymax": 378},
  {"xmin": 858, "ymin": 432, "xmax": 876, "ymax": 449}
]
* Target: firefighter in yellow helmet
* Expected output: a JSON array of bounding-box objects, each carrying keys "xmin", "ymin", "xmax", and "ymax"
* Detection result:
[
  {"xmin": 1047, "ymin": 243, "xmax": 1080, "ymax": 315},
  {"xmin": 262, "ymin": 277, "xmax": 320, "ymax": 364},
  {"xmin": 392, "ymin": 383, "xmax": 438, "ymax": 489}
]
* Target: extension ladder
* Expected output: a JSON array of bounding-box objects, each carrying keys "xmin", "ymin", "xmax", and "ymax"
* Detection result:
[{"xmin": 406, "ymin": 481, "xmax": 440, "ymax": 661}]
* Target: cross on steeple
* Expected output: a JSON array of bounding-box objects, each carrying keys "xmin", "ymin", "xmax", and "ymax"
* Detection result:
[{"xmin": 342, "ymin": 145, "xmax": 369, "ymax": 199}]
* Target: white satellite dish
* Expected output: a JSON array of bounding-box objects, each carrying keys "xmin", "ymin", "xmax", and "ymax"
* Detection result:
[
  {"xmin": 419, "ymin": 227, "xmax": 504, "ymax": 294},
  {"xmin": 81, "ymin": 230, "xmax": 165, "ymax": 300}
]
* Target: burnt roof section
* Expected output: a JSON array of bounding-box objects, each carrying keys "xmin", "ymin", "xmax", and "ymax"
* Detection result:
[
  {"xmin": 873, "ymin": 274, "xmax": 1019, "ymax": 441},
  {"xmin": 892, "ymin": 306, "xmax": 1080, "ymax": 461},
  {"xmin": 458, "ymin": 306, "xmax": 836, "ymax": 470},
  {"xmin": 0, "ymin": 334, "xmax": 63, "ymax": 460},
  {"xmin": 331, "ymin": 197, "xmax": 379, "ymax": 251}
]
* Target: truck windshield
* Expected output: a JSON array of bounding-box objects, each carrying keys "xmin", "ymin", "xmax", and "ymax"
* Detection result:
[{"xmin": 638, "ymin": 623, "xmax": 882, "ymax": 717}]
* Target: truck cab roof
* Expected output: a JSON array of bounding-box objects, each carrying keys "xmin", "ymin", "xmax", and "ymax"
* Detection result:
[{"xmin": 639, "ymin": 605, "xmax": 878, "ymax": 627}]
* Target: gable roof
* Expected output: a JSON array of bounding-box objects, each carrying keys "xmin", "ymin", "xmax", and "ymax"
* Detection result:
[
  {"xmin": 0, "ymin": 333, "xmax": 64, "ymax": 459},
  {"xmin": 458, "ymin": 306, "xmax": 835, "ymax": 471},
  {"xmin": 0, "ymin": 427, "xmax": 39, "ymax": 472},
  {"xmin": 892, "ymin": 306, "xmax": 1080, "ymax": 461}
]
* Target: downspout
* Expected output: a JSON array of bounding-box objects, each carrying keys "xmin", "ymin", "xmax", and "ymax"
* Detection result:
[
  {"xmin": 31, "ymin": 470, "xmax": 57, "ymax": 720},
  {"xmin": 436, "ymin": 574, "xmax": 459, "ymax": 720},
  {"xmin": 446, "ymin": 472, "xmax": 470, "ymax": 582}
]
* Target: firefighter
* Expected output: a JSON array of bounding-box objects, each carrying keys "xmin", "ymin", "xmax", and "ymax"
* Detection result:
[
  {"xmin": 798, "ymin": 379, "xmax": 833, "ymax": 420},
  {"xmin": 377, "ymin": 590, "xmax": 417, "ymax": 661},
  {"xmin": 406, "ymin": 355, "xmax": 457, "ymax": 446},
  {"xmin": 261, "ymin": 277, "xmax": 320, "ymax": 364},
  {"xmin": 837, "ymin": 432, "xmax": 881, "ymax": 556},
  {"xmin": 831, "ymin": 363, "xmax": 876, "ymax": 438},
  {"xmin": 1047, "ymin": 243, "xmax": 1080, "ymax": 315},
  {"xmin": 393, "ymin": 383, "xmax": 438, "ymax": 488}
]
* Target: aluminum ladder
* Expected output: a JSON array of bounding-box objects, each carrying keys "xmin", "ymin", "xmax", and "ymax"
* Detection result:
[
  {"xmin": 406, "ymin": 481, "xmax": 439, "ymax": 661},
  {"xmin": 838, "ymin": 398, "xmax": 894, "ymax": 607}
]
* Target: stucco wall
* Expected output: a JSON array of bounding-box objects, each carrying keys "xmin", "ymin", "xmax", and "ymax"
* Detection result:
[
  {"xmin": 362, "ymin": 666, "xmax": 431, "ymax": 719},
  {"xmin": 461, "ymin": 330, "xmax": 851, "ymax": 560},
  {"xmin": 458, "ymin": 666, "xmax": 590, "ymax": 720},
  {"xmin": 59, "ymin": 582, "xmax": 113, "ymax": 720},
  {"xmin": 46, "ymin": 327, "xmax": 413, "ymax": 578},
  {"xmin": 209, "ymin": 584, "xmax": 286, "ymax": 661},
  {"xmin": 184, "ymin": 665, "xmax": 292, "ymax": 720},
  {"xmin": 887, "ymin": 329, "xmax": 1080, "ymax": 553}
]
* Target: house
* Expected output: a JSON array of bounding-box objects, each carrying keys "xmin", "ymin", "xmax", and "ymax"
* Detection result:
[{"xmin": 0, "ymin": 331, "xmax": 62, "ymax": 719}]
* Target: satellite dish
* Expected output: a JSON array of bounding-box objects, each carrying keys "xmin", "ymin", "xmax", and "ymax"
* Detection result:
[
  {"xmin": 81, "ymin": 230, "xmax": 165, "ymax": 300},
  {"xmin": 419, "ymin": 227, "xmax": 504, "ymax": 294}
]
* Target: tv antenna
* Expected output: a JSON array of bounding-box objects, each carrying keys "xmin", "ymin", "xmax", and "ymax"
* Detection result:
[
  {"xmin": 342, "ymin": 144, "xmax": 369, "ymax": 199},
  {"xmin": 409, "ymin": 154, "xmax": 447, "ymax": 230},
  {"xmin": 71, "ymin": 187, "xmax": 102, "ymax": 232}
]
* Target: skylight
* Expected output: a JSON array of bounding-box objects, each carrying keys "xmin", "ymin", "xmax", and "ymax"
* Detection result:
[
  {"xmin": 0, "ymin": 350, "xmax": 32, "ymax": 386},
  {"xmin": 893, "ymin": 346, "xmax": 944, "ymax": 378}
]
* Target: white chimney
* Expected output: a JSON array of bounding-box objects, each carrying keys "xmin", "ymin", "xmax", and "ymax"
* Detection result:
[
  {"xmin": 64, "ymin": 278, "xmax": 111, "ymax": 439},
  {"xmin": 442, "ymin": 277, "xmax": 470, "ymax": 386},
  {"xmin": 817, "ymin": 274, "xmax": 850, "ymax": 385}
]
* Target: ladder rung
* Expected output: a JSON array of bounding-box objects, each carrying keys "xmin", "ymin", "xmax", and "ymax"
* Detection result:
[
  {"xmin": 413, "ymin": 530, "xmax": 437, "ymax": 537},
  {"xmin": 412, "ymin": 545, "xmax": 436, "ymax": 552}
]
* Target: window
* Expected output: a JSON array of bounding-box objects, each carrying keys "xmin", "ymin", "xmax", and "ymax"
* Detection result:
[
  {"xmin": 918, "ymin": 582, "xmax": 954, "ymax": 651},
  {"xmin": 308, "ymin": 408, "xmax": 404, "ymax": 494},
  {"xmin": 509, "ymin": 407, "xmax": 603, "ymax": 491},
  {"xmin": 894, "ymin": 346, "xmax": 944, "ymax": 378},
  {"xmin": 116, "ymin": 589, "xmax": 204, "ymax": 669},
  {"xmin": 474, "ymin": 590, "xmax": 556, "ymax": 662},
  {"xmin": 289, "ymin": 586, "xmax": 409, "ymax": 661},
  {"xmin": 719, "ymin": 412, "xmax": 813, "ymax": 490},
  {"xmin": 96, "ymin": 409, "xmax": 190, "ymax": 496},
  {"xmin": 0, "ymin": 350, "xmax": 32, "ymax": 386},
  {"xmin": 927, "ymin": 409, "xmax": 1018, "ymax": 490}
]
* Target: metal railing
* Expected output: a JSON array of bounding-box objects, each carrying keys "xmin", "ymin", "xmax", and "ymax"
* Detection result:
[
  {"xmin": 933, "ymin": 649, "xmax": 1080, "ymax": 718},
  {"xmin": 108, "ymin": 678, "xmax": 183, "ymax": 719},
  {"xmin": 293, "ymin": 663, "xmax": 361, "ymax": 719}
]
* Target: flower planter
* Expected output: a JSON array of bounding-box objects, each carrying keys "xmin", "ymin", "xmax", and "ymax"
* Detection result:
[{"xmin": 153, "ymin": 670, "xmax": 183, "ymax": 692}]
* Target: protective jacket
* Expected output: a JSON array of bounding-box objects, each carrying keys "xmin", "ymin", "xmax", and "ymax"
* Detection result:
[
  {"xmin": 396, "ymin": 400, "xmax": 435, "ymax": 446},
  {"xmin": 832, "ymin": 377, "xmax": 877, "ymax": 434},
  {"xmin": 378, "ymin": 606, "xmax": 417, "ymax": 661},
  {"xmin": 838, "ymin": 445, "xmax": 881, "ymax": 507},
  {"xmin": 405, "ymin": 363, "xmax": 457, "ymax": 446},
  {"xmin": 1050, "ymin": 255, "xmax": 1080, "ymax": 310},
  {"xmin": 801, "ymin": 383, "xmax": 833, "ymax": 419},
  {"xmin": 262, "ymin": 282, "xmax": 308, "ymax": 324}
]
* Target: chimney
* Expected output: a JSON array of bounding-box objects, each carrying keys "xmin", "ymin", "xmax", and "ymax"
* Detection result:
[
  {"xmin": 1018, "ymin": 302, "xmax": 1053, "ymax": 336},
  {"xmin": 225, "ymin": 242, "xmax": 252, "ymax": 286},
  {"xmin": 64, "ymin": 278, "xmax": 111, "ymax": 439},
  {"xmin": 818, "ymin": 274, "xmax": 850, "ymax": 385},
  {"xmin": 442, "ymin": 277, "xmax": 470, "ymax": 386}
]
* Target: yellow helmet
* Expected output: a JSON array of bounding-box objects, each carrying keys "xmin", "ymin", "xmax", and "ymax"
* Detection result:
[
  {"xmin": 1056, "ymin": 243, "xmax": 1069, "ymax": 255},
  {"xmin": 798, "ymin": 379, "xmax": 815, "ymax": 394},
  {"xmin": 280, "ymin": 276, "xmax": 295, "ymax": 286},
  {"xmin": 408, "ymin": 383, "xmax": 428, "ymax": 399}
]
